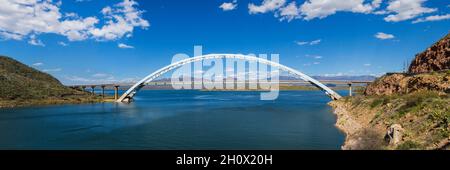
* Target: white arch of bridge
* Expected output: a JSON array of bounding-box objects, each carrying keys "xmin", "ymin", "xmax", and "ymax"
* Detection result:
[{"xmin": 117, "ymin": 54, "xmax": 342, "ymax": 102}]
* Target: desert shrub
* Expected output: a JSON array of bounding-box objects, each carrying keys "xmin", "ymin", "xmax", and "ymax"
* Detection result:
[
  {"xmin": 396, "ymin": 91, "xmax": 440, "ymax": 116},
  {"xmin": 396, "ymin": 141, "xmax": 423, "ymax": 150},
  {"xmin": 370, "ymin": 98, "xmax": 384, "ymax": 108},
  {"xmin": 429, "ymin": 107, "xmax": 450, "ymax": 129},
  {"xmin": 355, "ymin": 129, "xmax": 385, "ymax": 150}
]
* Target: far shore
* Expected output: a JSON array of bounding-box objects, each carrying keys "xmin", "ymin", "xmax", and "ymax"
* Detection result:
[{"xmin": 1, "ymin": 85, "xmax": 366, "ymax": 108}]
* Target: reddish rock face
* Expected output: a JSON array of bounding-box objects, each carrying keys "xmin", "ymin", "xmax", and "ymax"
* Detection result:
[
  {"xmin": 408, "ymin": 33, "xmax": 450, "ymax": 74},
  {"xmin": 364, "ymin": 72, "xmax": 450, "ymax": 95}
]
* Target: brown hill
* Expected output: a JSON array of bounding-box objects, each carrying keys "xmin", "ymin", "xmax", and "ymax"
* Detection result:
[
  {"xmin": 364, "ymin": 72, "xmax": 449, "ymax": 95},
  {"xmin": 365, "ymin": 33, "xmax": 450, "ymax": 96},
  {"xmin": 408, "ymin": 33, "xmax": 450, "ymax": 74}
]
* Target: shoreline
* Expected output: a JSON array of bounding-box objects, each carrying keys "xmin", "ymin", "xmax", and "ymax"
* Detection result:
[
  {"xmin": 328, "ymin": 92, "xmax": 450, "ymax": 150},
  {"xmin": 0, "ymin": 96, "xmax": 115, "ymax": 109},
  {"xmin": 328, "ymin": 100, "xmax": 362, "ymax": 150}
]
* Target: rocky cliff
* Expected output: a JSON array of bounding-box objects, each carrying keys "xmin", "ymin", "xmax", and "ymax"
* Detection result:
[
  {"xmin": 364, "ymin": 72, "xmax": 449, "ymax": 95},
  {"xmin": 408, "ymin": 33, "xmax": 449, "ymax": 74},
  {"xmin": 365, "ymin": 32, "xmax": 450, "ymax": 96}
]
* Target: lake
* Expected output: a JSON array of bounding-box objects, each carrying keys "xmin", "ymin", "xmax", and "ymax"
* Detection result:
[{"xmin": 0, "ymin": 90, "xmax": 345, "ymax": 149}]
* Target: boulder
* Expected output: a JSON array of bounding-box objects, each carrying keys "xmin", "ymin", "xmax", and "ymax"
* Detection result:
[{"xmin": 385, "ymin": 124, "xmax": 404, "ymax": 146}]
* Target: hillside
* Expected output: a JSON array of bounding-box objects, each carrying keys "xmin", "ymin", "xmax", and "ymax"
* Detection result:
[
  {"xmin": 364, "ymin": 72, "xmax": 449, "ymax": 95},
  {"xmin": 409, "ymin": 33, "xmax": 449, "ymax": 74},
  {"xmin": 0, "ymin": 56, "xmax": 104, "ymax": 107},
  {"xmin": 329, "ymin": 33, "xmax": 450, "ymax": 150},
  {"xmin": 330, "ymin": 91, "xmax": 449, "ymax": 149}
]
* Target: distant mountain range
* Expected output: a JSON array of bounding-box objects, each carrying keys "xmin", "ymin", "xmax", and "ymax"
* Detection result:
[
  {"xmin": 310, "ymin": 75, "xmax": 377, "ymax": 81},
  {"xmin": 152, "ymin": 75, "xmax": 377, "ymax": 82}
]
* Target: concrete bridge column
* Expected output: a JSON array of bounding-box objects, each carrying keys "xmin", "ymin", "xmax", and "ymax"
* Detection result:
[
  {"xmin": 348, "ymin": 83, "xmax": 352, "ymax": 97},
  {"xmin": 114, "ymin": 85, "xmax": 120, "ymax": 100},
  {"xmin": 101, "ymin": 85, "xmax": 106, "ymax": 98},
  {"xmin": 91, "ymin": 86, "xmax": 96, "ymax": 95}
]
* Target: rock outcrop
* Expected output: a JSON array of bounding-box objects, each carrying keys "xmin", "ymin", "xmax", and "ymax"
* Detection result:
[
  {"xmin": 365, "ymin": 33, "xmax": 450, "ymax": 96},
  {"xmin": 364, "ymin": 72, "xmax": 449, "ymax": 95},
  {"xmin": 408, "ymin": 33, "xmax": 449, "ymax": 74},
  {"xmin": 385, "ymin": 124, "xmax": 404, "ymax": 146}
]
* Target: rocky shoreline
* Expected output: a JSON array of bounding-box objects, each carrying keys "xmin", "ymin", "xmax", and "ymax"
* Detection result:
[
  {"xmin": 328, "ymin": 100, "xmax": 387, "ymax": 150},
  {"xmin": 329, "ymin": 90, "xmax": 450, "ymax": 150},
  {"xmin": 328, "ymin": 101, "xmax": 361, "ymax": 150}
]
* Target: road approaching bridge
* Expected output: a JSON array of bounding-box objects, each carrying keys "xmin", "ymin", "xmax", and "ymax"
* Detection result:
[{"xmin": 116, "ymin": 54, "xmax": 343, "ymax": 102}]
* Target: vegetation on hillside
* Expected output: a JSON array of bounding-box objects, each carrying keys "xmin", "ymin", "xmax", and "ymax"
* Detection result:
[
  {"xmin": 339, "ymin": 90, "xmax": 449, "ymax": 149},
  {"xmin": 0, "ymin": 56, "xmax": 109, "ymax": 107}
]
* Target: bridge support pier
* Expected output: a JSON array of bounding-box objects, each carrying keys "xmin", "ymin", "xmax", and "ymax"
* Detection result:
[
  {"xmin": 348, "ymin": 83, "xmax": 352, "ymax": 97},
  {"xmin": 91, "ymin": 86, "xmax": 96, "ymax": 95},
  {"xmin": 101, "ymin": 85, "xmax": 106, "ymax": 98},
  {"xmin": 114, "ymin": 85, "xmax": 120, "ymax": 100}
]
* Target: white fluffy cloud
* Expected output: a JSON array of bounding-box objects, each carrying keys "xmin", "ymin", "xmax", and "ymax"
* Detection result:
[
  {"xmin": 300, "ymin": 0, "xmax": 380, "ymax": 20},
  {"xmin": 248, "ymin": 0, "xmax": 286, "ymax": 14},
  {"xmin": 375, "ymin": 32, "xmax": 395, "ymax": 39},
  {"xmin": 384, "ymin": 0, "xmax": 436, "ymax": 22},
  {"xmin": 412, "ymin": 14, "xmax": 450, "ymax": 23},
  {"xmin": 246, "ymin": 0, "xmax": 441, "ymax": 23},
  {"xmin": 118, "ymin": 43, "xmax": 134, "ymax": 49},
  {"xmin": 28, "ymin": 35, "xmax": 45, "ymax": 46},
  {"xmin": 90, "ymin": 0, "xmax": 149, "ymax": 41},
  {"xmin": 0, "ymin": 0, "xmax": 149, "ymax": 44},
  {"xmin": 276, "ymin": 1, "xmax": 301, "ymax": 21},
  {"xmin": 220, "ymin": 0, "xmax": 238, "ymax": 11}
]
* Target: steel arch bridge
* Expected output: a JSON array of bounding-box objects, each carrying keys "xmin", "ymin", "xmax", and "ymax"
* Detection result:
[{"xmin": 117, "ymin": 54, "xmax": 342, "ymax": 102}]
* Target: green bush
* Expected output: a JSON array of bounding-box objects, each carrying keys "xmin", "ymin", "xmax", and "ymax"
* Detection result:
[
  {"xmin": 370, "ymin": 98, "xmax": 384, "ymax": 108},
  {"xmin": 396, "ymin": 141, "xmax": 423, "ymax": 150},
  {"xmin": 429, "ymin": 108, "xmax": 450, "ymax": 129}
]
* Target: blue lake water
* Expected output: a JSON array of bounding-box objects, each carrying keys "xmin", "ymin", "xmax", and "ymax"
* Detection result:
[{"xmin": 0, "ymin": 90, "xmax": 345, "ymax": 149}]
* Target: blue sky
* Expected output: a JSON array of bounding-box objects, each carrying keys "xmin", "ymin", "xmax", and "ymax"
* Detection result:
[{"xmin": 0, "ymin": 0, "xmax": 449, "ymax": 85}]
